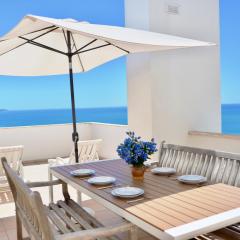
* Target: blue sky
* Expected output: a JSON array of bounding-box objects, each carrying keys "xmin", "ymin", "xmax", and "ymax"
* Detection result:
[
  {"xmin": 220, "ymin": 0, "xmax": 240, "ymax": 104},
  {"xmin": 0, "ymin": 0, "xmax": 126, "ymax": 110}
]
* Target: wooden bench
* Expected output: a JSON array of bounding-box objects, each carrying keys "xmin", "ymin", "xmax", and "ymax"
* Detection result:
[
  {"xmin": 157, "ymin": 141, "xmax": 240, "ymax": 239},
  {"xmin": 1, "ymin": 157, "xmax": 137, "ymax": 240}
]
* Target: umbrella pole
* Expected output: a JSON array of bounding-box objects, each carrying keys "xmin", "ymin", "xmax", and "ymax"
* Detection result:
[{"xmin": 67, "ymin": 31, "xmax": 79, "ymax": 163}]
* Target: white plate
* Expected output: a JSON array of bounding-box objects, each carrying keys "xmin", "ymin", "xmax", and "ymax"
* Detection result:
[
  {"xmin": 111, "ymin": 187, "xmax": 144, "ymax": 198},
  {"xmin": 144, "ymin": 161, "xmax": 152, "ymax": 168},
  {"xmin": 70, "ymin": 169, "xmax": 95, "ymax": 177},
  {"xmin": 178, "ymin": 175, "xmax": 207, "ymax": 184},
  {"xmin": 87, "ymin": 176, "xmax": 116, "ymax": 186},
  {"xmin": 151, "ymin": 167, "xmax": 176, "ymax": 175}
]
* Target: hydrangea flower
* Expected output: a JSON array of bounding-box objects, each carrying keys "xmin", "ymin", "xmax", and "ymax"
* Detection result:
[{"xmin": 117, "ymin": 131, "xmax": 158, "ymax": 167}]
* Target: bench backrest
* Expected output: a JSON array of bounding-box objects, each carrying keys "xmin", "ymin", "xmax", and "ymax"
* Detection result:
[
  {"xmin": 69, "ymin": 139, "xmax": 102, "ymax": 163},
  {"xmin": 158, "ymin": 141, "xmax": 240, "ymax": 187},
  {"xmin": 1, "ymin": 157, "xmax": 53, "ymax": 240}
]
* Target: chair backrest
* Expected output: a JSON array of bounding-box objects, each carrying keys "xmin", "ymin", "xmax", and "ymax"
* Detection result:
[
  {"xmin": 69, "ymin": 139, "xmax": 102, "ymax": 163},
  {"xmin": 0, "ymin": 145, "xmax": 24, "ymax": 177},
  {"xmin": 1, "ymin": 157, "xmax": 53, "ymax": 240},
  {"xmin": 158, "ymin": 141, "xmax": 240, "ymax": 187}
]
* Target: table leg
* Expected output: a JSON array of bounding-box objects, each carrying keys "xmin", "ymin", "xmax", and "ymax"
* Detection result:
[
  {"xmin": 77, "ymin": 191, "xmax": 82, "ymax": 203},
  {"xmin": 48, "ymin": 168, "xmax": 54, "ymax": 203}
]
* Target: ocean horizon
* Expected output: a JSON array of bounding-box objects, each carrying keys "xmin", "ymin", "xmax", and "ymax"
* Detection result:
[
  {"xmin": 0, "ymin": 104, "xmax": 240, "ymax": 135},
  {"xmin": 0, "ymin": 107, "xmax": 128, "ymax": 127}
]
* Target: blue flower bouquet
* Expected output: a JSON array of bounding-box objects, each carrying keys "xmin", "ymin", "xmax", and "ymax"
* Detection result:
[{"xmin": 117, "ymin": 131, "xmax": 158, "ymax": 168}]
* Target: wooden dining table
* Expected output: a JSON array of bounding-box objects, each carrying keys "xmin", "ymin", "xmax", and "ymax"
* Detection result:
[{"xmin": 50, "ymin": 159, "xmax": 240, "ymax": 240}]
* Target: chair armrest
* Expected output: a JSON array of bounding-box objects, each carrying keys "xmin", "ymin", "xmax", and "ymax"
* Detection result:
[
  {"xmin": 26, "ymin": 179, "xmax": 62, "ymax": 188},
  {"xmin": 55, "ymin": 222, "xmax": 135, "ymax": 240},
  {"xmin": 48, "ymin": 157, "xmax": 69, "ymax": 166}
]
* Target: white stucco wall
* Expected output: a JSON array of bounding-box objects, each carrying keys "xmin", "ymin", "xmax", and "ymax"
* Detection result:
[
  {"xmin": 125, "ymin": 0, "xmax": 153, "ymax": 139},
  {"xmin": 0, "ymin": 123, "xmax": 90, "ymax": 161},
  {"xmin": 126, "ymin": 54, "xmax": 153, "ymax": 139},
  {"xmin": 188, "ymin": 132, "xmax": 240, "ymax": 153},
  {"xmin": 90, "ymin": 123, "xmax": 128, "ymax": 159},
  {"xmin": 125, "ymin": 0, "xmax": 221, "ymax": 145},
  {"xmin": 0, "ymin": 123, "xmax": 127, "ymax": 161}
]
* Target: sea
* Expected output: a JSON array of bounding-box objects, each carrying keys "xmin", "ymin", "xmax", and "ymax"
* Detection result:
[
  {"xmin": 0, "ymin": 104, "xmax": 239, "ymax": 134},
  {"xmin": 0, "ymin": 107, "xmax": 128, "ymax": 127},
  {"xmin": 221, "ymin": 104, "xmax": 240, "ymax": 134}
]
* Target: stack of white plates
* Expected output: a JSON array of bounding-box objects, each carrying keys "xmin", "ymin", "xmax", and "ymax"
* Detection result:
[
  {"xmin": 87, "ymin": 176, "xmax": 116, "ymax": 186},
  {"xmin": 70, "ymin": 169, "xmax": 95, "ymax": 177},
  {"xmin": 111, "ymin": 187, "xmax": 144, "ymax": 199},
  {"xmin": 177, "ymin": 175, "xmax": 207, "ymax": 184},
  {"xmin": 151, "ymin": 167, "xmax": 176, "ymax": 176}
]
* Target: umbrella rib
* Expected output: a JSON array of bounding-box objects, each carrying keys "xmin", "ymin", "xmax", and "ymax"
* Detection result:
[
  {"xmin": 0, "ymin": 25, "xmax": 56, "ymax": 43},
  {"xmin": 72, "ymin": 39, "xmax": 97, "ymax": 55},
  {"xmin": 76, "ymin": 43, "xmax": 111, "ymax": 54},
  {"xmin": 19, "ymin": 36, "xmax": 67, "ymax": 56},
  {"xmin": 21, "ymin": 25, "xmax": 57, "ymax": 37},
  {"xmin": 70, "ymin": 33, "xmax": 85, "ymax": 72},
  {"xmin": 72, "ymin": 42, "xmax": 129, "ymax": 55},
  {"xmin": 0, "ymin": 27, "xmax": 59, "ymax": 57},
  {"xmin": 70, "ymin": 33, "xmax": 76, "ymax": 52},
  {"xmin": 105, "ymin": 41, "xmax": 130, "ymax": 54},
  {"xmin": 62, "ymin": 29, "xmax": 68, "ymax": 47},
  {"xmin": 61, "ymin": 29, "xmax": 85, "ymax": 71}
]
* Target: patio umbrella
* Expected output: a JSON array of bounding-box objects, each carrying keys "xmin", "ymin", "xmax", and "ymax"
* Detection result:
[{"xmin": 0, "ymin": 15, "xmax": 214, "ymax": 162}]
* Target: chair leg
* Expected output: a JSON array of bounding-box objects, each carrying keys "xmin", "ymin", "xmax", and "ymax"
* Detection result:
[
  {"xmin": 129, "ymin": 226, "xmax": 138, "ymax": 240},
  {"xmin": 16, "ymin": 209, "xmax": 23, "ymax": 240}
]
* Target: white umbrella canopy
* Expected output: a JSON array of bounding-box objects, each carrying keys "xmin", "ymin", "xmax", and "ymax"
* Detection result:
[
  {"xmin": 0, "ymin": 15, "xmax": 214, "ymax": 162},
  {"xmin": 0, "ymin": 15, "xmax": 213, "ymax": 76}
]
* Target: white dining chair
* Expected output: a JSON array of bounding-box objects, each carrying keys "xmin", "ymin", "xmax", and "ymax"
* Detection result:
[
  {"xmin": 49, "ymin": 139, "xmax": 102, "ymax": 166},
  {"xmin": 0, "ymin": 145, "xmax": 24, "ymax": 193},
  {"xmin": 48, "ymin": 139, "xmax": 102, "ymax": 204}
]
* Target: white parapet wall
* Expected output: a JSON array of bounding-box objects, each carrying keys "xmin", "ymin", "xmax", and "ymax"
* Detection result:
[
  {"xmin": 0, "ymin": 122, "xmax": 128, "ymax": 161},
  {"xmin": 0, "ymin": 122, "xmax": 240, "ymax": 164},
  {"xmin": 90, "ymin": 122, "xmax": 128, "ymax": 159}
]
